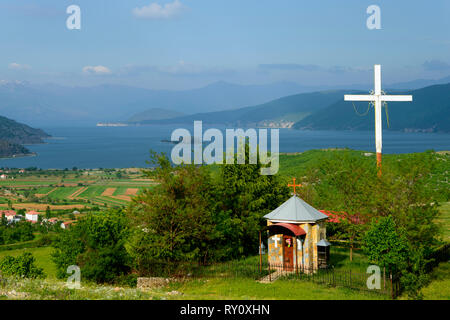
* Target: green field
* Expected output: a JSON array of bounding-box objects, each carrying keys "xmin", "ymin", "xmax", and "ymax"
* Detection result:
[{"xmin": 0, "ymin": 168, "xmax": 155, "ymax": 209}]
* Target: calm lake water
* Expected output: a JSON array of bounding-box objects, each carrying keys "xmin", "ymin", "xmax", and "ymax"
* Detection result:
[{"xmin": 1, "ymin": 125, "xmax": 449, "ymax": 169}]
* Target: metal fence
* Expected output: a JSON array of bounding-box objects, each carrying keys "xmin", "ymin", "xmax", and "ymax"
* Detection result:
[
  {"xmin": 139, "ymin": 260, "xmax": 397, "ymax": 298},
  {"xmin": 267, "ymin": 263, "xmax": 394, "ymax": 297}
]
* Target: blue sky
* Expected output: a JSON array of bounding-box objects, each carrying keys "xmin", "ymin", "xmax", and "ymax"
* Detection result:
[{"xmin": 0, "ymin": 0, "xmax": 449, "ymax": 89}]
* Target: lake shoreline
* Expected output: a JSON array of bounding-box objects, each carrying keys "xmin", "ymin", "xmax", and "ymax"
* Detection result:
[{"xmin": 0, "ymin": 126, "xmax": 448, "ymax": 169}]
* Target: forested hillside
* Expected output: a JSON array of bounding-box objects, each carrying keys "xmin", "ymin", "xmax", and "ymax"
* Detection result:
[{"xmin": 294, "ymin": 83, "xmax": 450, "ymax": 133}]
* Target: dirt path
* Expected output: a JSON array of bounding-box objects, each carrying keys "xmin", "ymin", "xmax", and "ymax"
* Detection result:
[
  {"xmin": 35, "ymin": 187, "xmax": 59, "ymax": 198},
  {"xmin": 68, "ymin": 187, "xmax": 88, "ymax": 200}
]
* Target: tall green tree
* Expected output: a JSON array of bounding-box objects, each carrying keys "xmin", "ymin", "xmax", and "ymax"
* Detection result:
[
  {"xmin": 128, "ymin": 152, "xmax": 218, "ymax": 272},
  {"xmin": 362, "ymin": 216, "xmax": 409, "ymax": 274},
  {"xmin": 215, "ymin": 145, "xmax": 289, "ymax": 258},
  {"xmin": 52, "ymin": 209, "xmax": 130, "ymax": 283}
]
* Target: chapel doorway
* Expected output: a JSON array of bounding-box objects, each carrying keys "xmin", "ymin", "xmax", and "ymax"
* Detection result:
[{"xmin": 283, "ymin": 235, "xmax": 294, "ymax": 271}]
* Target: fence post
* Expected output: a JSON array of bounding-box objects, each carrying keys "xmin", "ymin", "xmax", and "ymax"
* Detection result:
[
  {"xmin": 268, "ymin": 263, "xmax": 271, "ymax": 282},
  {"xmin": 390, "ymin": 273, "xmax": 394, "ymax": 299},
  {"xmin": 332, "ymin": 269, "xmax": 335, "ymax": 287},
  {"xmin": 349, "ymin": 270, "xmax": 352, "ymax": 288}
]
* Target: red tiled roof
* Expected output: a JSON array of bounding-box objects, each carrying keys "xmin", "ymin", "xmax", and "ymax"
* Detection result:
[
  {"xmin": 1, "ymin": 210, "xmax": 16, "ymax": 217},
  {"xmin": 26, "ymin": 211, "xmax": 41, "ymax": 215},
  {"xmin": 320, "ymin": 210, "xmax": 363, "ymax": 224}
]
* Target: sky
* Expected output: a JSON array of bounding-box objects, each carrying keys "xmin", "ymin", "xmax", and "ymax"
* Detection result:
[{"xmin": 0, "ymin": 0, "xmax": 449, "ymax": 90}]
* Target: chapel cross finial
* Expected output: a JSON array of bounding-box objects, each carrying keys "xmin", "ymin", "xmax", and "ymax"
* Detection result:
[{"xmin": 288, "ymin": 178, "xmax": 302, "ymax": 195}]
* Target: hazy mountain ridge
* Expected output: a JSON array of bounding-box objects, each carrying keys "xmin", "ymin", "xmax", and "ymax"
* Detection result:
[
  {"xmin": 0, "ymin": 81, "xmax": 308, "ymax": 126},
  {"xmin": 127, "ymin": 108, "xmax": 186, "ymax": 122},
  {"xmin": 133, "ymin": 83, "xmax": 450, "ymax": 133},
  {"xmin": 293, "ymin": 83, "xmax": 450, "ymax": 133},
  {"xmin": 134, "ymin": 90, "xmax": 351, "ymax": 127}
]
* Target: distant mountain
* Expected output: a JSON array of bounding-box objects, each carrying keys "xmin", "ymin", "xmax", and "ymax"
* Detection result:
[
  {"xmin": 0, "ymin": 115, "xmax": 50, "ymax": 158},
  {"xmin": 136, "ymin": 90, "xmax": 349, "ymax": 127},
  {"xmin": 0, "ymin": 140, "xmax": 32, "ymax": 159},
  {"xmin": 127, "ymin": 108, "xmax": 185, "ymax": 122},
  {"xmin": 0, "ymin": 81, "xmax": 307, "ymax": 126},
  {"xmin": 0, "ymin": 115, "xmax": 50, "ymax": 144},
  {"xmin": 293, "ymin": 83, "xmax": 450, "ymax": 133},
  {"xmin": 386, "ymin": 75, "xmax": 450, "ymax": 90}
]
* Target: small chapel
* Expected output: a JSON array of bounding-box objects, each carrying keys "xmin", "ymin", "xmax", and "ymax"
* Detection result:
[{"xmin": 263, "ymin": 179, "xmax": 331, "ymax": 272}]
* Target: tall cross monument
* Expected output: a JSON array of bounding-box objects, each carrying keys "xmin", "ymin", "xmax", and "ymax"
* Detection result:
[{"xmin": 344, "ymin": 65, "xmax": 413, "ymax": 171}]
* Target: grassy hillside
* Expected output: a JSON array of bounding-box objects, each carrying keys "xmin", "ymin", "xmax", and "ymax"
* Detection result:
[{"xmin": 294, "ymin": 83, "xmax": 450, "ymax": 133}]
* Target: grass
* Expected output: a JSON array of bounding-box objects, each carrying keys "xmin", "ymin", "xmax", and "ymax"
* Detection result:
[
  {"xmin": 420, "ymin": 262, "xmax": 450, "ymax": 300},
  {"xmin": 437, "ymin": 202, "xmax": 450, "ymax": 241},
  {"xmin": 0, "ymin": 278, "xmax": 157, "ymax": 300},
  {"xmin": 166, "ymin": 278, "xmax": 387, "ymax": 300},
  {"xmin": 329, "ymin": 246, "xmax": 369, "ymax": 272}
]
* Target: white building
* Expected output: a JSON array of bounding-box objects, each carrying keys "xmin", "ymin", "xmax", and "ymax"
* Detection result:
[{"xmin": 25, "ymin": 211, "xmax": 40, "ymax": 223}]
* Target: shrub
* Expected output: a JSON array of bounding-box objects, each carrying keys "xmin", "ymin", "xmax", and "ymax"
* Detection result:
[{"xmin": 0, "ymin": 252, "xmax": 45, "ymax": 279}]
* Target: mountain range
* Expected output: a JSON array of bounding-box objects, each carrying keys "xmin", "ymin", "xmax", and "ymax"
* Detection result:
[
  {"xmin": 1, "ymin": 74, "xmax": 450, "ymax": 127},
  {"xmin": 0, "ymin": 81, "xmax": 307, "ymax": 126},
  {"xmin": 132, "ymin": 90, "xmax": 351, "ymax": 127},
  {"xmin": 131, "ymin": 83, "xmax": 450, "ymax": 133},
  {"xmin": 294, "ymin": 83, "xmax": 450, "ymax": 133}
]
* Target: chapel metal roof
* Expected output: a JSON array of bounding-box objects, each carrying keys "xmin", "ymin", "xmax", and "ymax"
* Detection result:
[{"xmin": 263, "ymin": 195, "xmax": 329, "ymax": 223}]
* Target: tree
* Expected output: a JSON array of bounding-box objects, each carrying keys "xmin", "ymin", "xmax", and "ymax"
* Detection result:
[
  {"xmin": 215, "ymin": 144, "xmax": 289, "ymax": 259},
  {"xmin": 45, "ymin": 206, "xmax": 51, "ymax": 219},
  {"xmin": 52, "ymin": 209, "xmax": 130, "ymax": 283},
  {"xmin": 0, "ymin": 252, "xmax": 45, "ymax": 279},
  {"xmin": 128, "ymin": 152, "xmax": 218, "ymax": 272},
  {"xmin": 362, "ymin": 216, "xmax": 409, "ymax": 275},
  {"xmin": 362, "ymin": 215, "xmax": 432, "ymax": 299}
]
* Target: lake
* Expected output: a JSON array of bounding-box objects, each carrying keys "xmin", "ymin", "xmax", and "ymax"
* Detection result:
[{"xmin": 1, "ymin": 125, "xmax": 449, "ymax": 169}]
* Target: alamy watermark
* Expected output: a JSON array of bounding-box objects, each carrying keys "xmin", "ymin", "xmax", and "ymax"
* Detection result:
[
  {"xmin": 366, "ymin": 265, "xmax": 381, "ymax": 290},
  {"xmin": 66, "ymin": 265, "xmax": 81, "ymax": 289},
  {"xmin": 367, "ymin": 5, "xmax": 381, "ymax": 30},
  {"xmin": 66, "ymin": 5, "xmax": 81, "ymax": 30},
  {"xmin": 170, "ymin": 121, "xmax": 279, "ymax": 175}
]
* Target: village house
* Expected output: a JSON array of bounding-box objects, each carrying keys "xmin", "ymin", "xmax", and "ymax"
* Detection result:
[
  {"xmin": 1, "ymin": 210, "xmax": 17, "ymax": 222},
  {"xmin": 0, "ymin": 174, "xmax": 8, "ymax": 180},
  {"xmin": 25, "ymin": 211, "xmax": 41, "ymax": 223},
  {"xmin": 48, "ymin": 217, "xmax": 59, "ymax": 224},
  {"xmin": 60, "ymin": 221, "xmax": 74, "ymax": 229}
]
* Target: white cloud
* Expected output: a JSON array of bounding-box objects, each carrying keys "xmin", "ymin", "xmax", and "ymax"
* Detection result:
[
  {"xmin": 8, "ymin": 62, "xmax": 31, "ymax": 70},
  {"xmin": 82, "ymin": 65, "xmax": 112, "ymax": 75},
  {"xmin": 132, "ymin": 0, "xmax": 186, "ymax": 19}
]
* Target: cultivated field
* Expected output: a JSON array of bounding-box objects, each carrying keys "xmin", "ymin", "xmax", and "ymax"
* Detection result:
[{"xmin": 0, "ymin": 168, "xmax": 156, "ymax": 212}]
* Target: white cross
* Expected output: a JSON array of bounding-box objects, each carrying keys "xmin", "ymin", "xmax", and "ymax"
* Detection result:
[
  {"xmin": 344, "ymin": 65, "xmax": 413, "ymax": 170},
  {"xmin": 273, "ymin": 235, "xmax": 280, "ymax": 248}
]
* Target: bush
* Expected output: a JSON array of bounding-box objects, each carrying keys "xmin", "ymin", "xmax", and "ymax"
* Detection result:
[
  {"xmin": 0, "ymin": 252, "xmax": 45, "ymax": 279},
  {"xmin": 52, "ymin": 210, "xmax": 130, "ymax": 284}
]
